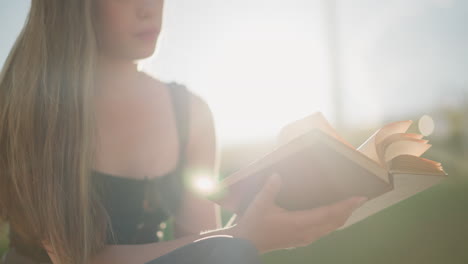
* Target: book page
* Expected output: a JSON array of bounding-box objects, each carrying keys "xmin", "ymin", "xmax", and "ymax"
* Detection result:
[
  {"xmin": 339, "ymin": 172, "xmax": 447, "ymax": 229},
  {"xmin": 400, "ymin": 133, "xmax": 425, "ymax": 140},
  {"xmin": 277, "ymin": 112, "xmax": 354, "ymax": 148},
  {"xmin": 384, "ymin": 141, "xmax": 431, "ymax": 163},
  {"xmin": 389, "ymin": 155, "xmax": 445, "ymax": 175},
  {"xmin": 376, "ymin": 133, "xmax": 428, "ymax": 165},
  {"xmin": 357, "ymin": 121, "xmax": 413, "ymax": 165}
]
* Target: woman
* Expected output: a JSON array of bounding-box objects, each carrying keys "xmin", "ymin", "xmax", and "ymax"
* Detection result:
[{"xmin": 0, "ymin": 0, "xmax": 368, "ymax": 263}]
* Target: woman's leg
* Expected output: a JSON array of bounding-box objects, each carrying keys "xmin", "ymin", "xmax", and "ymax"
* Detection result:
[{"xmin": 145, "ymin": 235, "xmax": 262, "ymax": 264}]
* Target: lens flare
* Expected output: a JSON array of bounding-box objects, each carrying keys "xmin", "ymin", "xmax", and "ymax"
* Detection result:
[
  {"xmin": 192, "ymin": 174, "xmax": 217, "ymax": 195},
  {"xmin": 418, "ymin": 115, "xmax": 435, "ymax": 136}
]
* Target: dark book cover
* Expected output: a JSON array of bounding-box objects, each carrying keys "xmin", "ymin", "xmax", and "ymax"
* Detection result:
[{"xmin": 207, "ymin": 130, "xmax": 393, "ymax": 216}]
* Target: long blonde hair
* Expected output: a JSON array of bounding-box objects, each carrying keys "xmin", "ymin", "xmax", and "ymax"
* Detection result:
[{"xmin": 0, "ymin": 1, "xmax": 110, "ymax": 263}]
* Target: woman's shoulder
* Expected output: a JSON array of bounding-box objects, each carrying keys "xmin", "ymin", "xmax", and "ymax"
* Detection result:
[
  {"xmin": 137, "ymin": 72, "xmax": 215, "ymax": 149},
  {"xmin": 137, "ymin": 71, "xmax": 188, "ymax": 94},
  {"xmin": 137, "ymin": 71, "xmax": 210, "ymax": 117}
]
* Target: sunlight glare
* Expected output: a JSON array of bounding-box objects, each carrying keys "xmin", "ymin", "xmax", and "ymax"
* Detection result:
[{"xmin": 192, "ymin": 174, "xmax": 218, "ymax": 195}]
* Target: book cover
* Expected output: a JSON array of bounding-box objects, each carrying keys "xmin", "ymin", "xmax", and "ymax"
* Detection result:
[{"xmin": 207, "ymin": 113, "xmax": 447, "ymax": 228}]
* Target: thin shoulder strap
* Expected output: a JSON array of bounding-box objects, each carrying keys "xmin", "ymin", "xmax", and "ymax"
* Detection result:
[{"xmin": 167, "ymin": 81, "xmax": 190, "ymax": 166}]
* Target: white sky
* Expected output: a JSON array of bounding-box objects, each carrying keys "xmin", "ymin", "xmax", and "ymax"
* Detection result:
[
  {"xmin": 1, "ymin": 0, "xmax": 467, "ymax": 145},
  {"xmin": 144, "ymin": 0, "xmax": 333, "ymax": 145}
]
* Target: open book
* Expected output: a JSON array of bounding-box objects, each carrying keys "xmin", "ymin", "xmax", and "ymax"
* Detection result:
[{"xmin": 207, "ymin": 112, "xmax": 447, "ymax": 229}]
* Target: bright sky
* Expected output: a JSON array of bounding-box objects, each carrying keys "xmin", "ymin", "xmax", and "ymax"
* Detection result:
[
  {"xmin": 143, "ymin": 0, "xmax": 334, "ymax": 145},
  {"xmin": 1, "ymin": 0, "xmax": 467, "ymax": 145}
]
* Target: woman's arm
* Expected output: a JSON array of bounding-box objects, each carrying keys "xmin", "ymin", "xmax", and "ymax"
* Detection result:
[
  {"xmin": 89, "ymin": 226, "xmax": 239, "ymax": 264},
  {"xmin": 172, "ymin": 92, "xmax": 220, "ymax": 238},
  {"xmin": 43, "ymin": 226, "xmax": 240, "ymax": 264}
]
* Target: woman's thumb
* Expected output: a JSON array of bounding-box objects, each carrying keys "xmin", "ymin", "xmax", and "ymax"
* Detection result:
[{"xmin": 253, "ymin": 172, "xmax": 282, "ymax": 206}]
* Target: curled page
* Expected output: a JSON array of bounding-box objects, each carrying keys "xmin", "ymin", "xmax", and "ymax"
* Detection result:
[
  {"xmin": 357, "ymin": 121, "xmax": 413, "ymax": 166},
  {"xmin": 384, "ymin": 141, "xmax": 431, "ymax": 163},
  {"xmin": 376, "ymin": 133, "xmax": 428, "ymax": 166}
]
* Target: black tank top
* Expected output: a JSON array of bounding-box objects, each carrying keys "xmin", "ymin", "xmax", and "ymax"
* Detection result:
[{"xmin": 7, "ymin": 82, "xmax": 190, "ymax": 263}]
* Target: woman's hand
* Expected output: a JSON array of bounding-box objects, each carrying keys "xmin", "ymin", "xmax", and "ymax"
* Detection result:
[{"xmin": 231, "ymin": 173, "xmax": 368, "ymax": 254}]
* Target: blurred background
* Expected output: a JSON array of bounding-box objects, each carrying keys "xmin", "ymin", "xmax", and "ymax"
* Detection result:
[{"xmin": 1, "ymin": 0, "xmax": 468, "ymax": 263}]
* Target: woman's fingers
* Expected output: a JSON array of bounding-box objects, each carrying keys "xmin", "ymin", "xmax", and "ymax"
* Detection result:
[
  {"xmin": 288, "ymin": 196, "xmax": 368, "ymax": 247},
  {"xmin": 251, "ymin": 173, "xmax": 282, "ymax": 210},
  {"xmin": 237, "ymin": 174, "xmax": 369, "ymax": 253},
  {"xmin": 291, "ymin": 196, "xmax": 368, "ymax": 230}
]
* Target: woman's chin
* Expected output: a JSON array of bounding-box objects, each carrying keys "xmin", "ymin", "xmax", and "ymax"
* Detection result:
[
  {"xmin": 100, "ymin": 44, "xmax": 157, "ymax": 62},
  {"xmin": 117, "ymin": 48, "xmax": 156, "ymax": 62},
  {"xmin": 130, "ymin": 44, "xmax": 158, "ymax": 60},
  {"xmin": 133, "ymin": 50, "xmax": 156, "ymax": 60}
]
